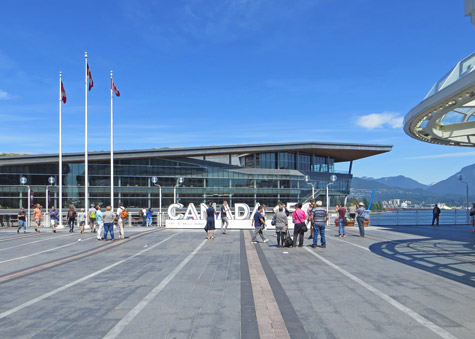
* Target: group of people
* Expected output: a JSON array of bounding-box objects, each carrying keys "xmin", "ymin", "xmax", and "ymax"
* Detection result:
[
  {"xmin": 203, "ymin": 201, "xmax": 230, "ymax": 240},
  {"xmin": 203, "ymin": 199, "xmax": 368, "ymax": 248},
  {"xmin": 15, "ymin": 202, "xmax": 129, "ymax": 241},
  {"xmin": 139, "ymin": 207, "xmax": 154, "ymax": 227}
]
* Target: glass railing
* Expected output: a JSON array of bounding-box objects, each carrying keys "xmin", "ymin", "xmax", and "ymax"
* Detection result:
[{"xmin": 425, "ymin": 53, "xmax": 475, "ymax": 99}]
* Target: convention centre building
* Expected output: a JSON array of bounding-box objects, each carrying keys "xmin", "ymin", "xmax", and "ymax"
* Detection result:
[{"xmin": 0, "ymin": 142, "xmax": 391, "ymax": 210}]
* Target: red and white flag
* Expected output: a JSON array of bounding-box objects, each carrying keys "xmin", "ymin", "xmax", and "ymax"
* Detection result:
[
  {"xmin": 111, "ymin": 79, "xmax": 120, "ymax": 97},
  {"xmin": 61, "ymin": 81, "xmax": 67, "ymax": 104},
  {"xmin": 87, "ymin": 63, "xmax": 94, "ymax": 91}
]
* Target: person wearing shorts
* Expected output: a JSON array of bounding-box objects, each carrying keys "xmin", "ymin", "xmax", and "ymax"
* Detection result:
[
  {"xmin": 33, "ymin": 204, "xmax": 42, "ymax": 233},
  {"xmin": 88, "ymin": 204, "xmax": 97, "ymax": 233},
  {"xmin": 49, "ymin": 206, "xmax": 58, "ymax": 233},
  {"xmin": 79, "ymin": 209, "xmax": 86, "ymax": 234}
]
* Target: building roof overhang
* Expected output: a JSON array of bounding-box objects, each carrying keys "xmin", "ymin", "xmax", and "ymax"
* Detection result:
[{"xmin": 0, "ymin": 141, "xmax": 392, "ymax": 166}]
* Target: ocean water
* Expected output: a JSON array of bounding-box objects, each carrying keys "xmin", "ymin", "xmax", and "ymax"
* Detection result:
[{"xmin": 367, "ymin": 209, "xmax": 470, "ymax": 226}]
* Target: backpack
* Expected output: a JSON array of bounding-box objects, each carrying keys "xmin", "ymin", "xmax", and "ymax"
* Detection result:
[
  {"xmin": 120, "ymin": 208, "xmax": 128, "ymax": 219},
  {"xmin": 89, "ymin": 209, "xmax": 96, "ymax": 219},
  {"xmin": 139, "ymin": 210, "xmax": 143, "ymax": 217}
]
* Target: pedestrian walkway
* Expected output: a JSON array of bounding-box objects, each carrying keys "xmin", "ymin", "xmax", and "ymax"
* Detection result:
[{"xmin": 0, "ymin": 225, "xmax": 473, "ymax": 338}]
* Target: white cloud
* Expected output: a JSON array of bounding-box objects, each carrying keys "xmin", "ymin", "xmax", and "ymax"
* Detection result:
[
  {"xmin": 0, "ymin": 90, "xmax": 10, "ymax": 100},
  {"xmin": 406, "ymin": 151, "xmax": 475, "ymax": 160},
  {"xmin": 356, "ymin": 112, "xmax": 403, "ymax": 129}
]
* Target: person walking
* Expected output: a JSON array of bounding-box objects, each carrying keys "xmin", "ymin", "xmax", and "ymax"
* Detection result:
[
  {"xmin": 49, "ymin": 206, "xmax": 58, "ymax": 233},
  {"xmin": 88, "ymin": 204, "xmax": 97, "ymax": 233},
  {"xmin": 432, "ymin": 204, "xmax": 441, "ymax": 226},
  {"xmin": 33, "ymin": 204, "xmax": 42, "ymax": 233},
  {"xmin": 337, "ymin": 204, "xmax": 347, "ymax": 237},
  {"xmin": 67, "ymin": 205, "xmax": 77, "ymax": 232},
  {"xmin": 220, "ymin": 200, "xmax": 230, "ymax": 234},
  {"xmin": 17, "ymin": 207, "xmax": 27, "ymax": 234},
  {"xmin": 272, "ymin": 206, "xmax": 288, "ymax": 247},
  {"xmin": 356, "ymin": 202, "xmax": 366, "ymax": 237},
  {"xmin": 78, "ymin": 209, "xmax": 86, "ymax": 234},
  {"xmin": 311, "ymin": 201, "xmax": 328, "ymax": 248},
  {"xmin": 102, "ymin": 206, "xmax": 116, "ymax": 241},
  {"xmin": 470, "ymin": 203, "xmax": 475, "ymax": 232},
  {"xmin": 292, "ymin": 203, "xmax": 307, "ymax": 247},
  {"xmin": 251, "ymin": 205, "xmax": 268, "ymax": 244},
  {"xmin": 146, "ymin": 208, "xmax": 153, "ymax": 226},
  {"xmin": 96, "ymin": 205, "xmax": 104, "ymax": 240},
  {"xmin": 116, "ymin": 202, "xmax": 127, "ymax": 240},
  {"xmin": 205, "ymin": 202, "xmax": 216, "ymax": 240}
]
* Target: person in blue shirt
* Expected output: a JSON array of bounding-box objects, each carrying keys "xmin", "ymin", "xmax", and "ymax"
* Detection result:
[
  {"xmin": 146, "ymin": 208, "xmax": 153, "ymax": 226},
  {"xmin": 49, "ymin": 206, "xmax": 58, "ymax": 233},
  {"xmin": 251, "ymin": 205, "xmax": 268, "ymax": 244},
  {"xmin": 96, "ymin": 205, "xmax": 103, "ymax": 240}
]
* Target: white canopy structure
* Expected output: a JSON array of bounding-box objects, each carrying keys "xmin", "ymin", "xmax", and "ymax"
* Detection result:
[{"xmin": 404, "ymin": 53, "xmax": 475, "ymax": 146}]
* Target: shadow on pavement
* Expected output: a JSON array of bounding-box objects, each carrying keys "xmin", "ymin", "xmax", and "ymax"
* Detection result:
[{"xmin": 369, "ymin": 226, "xmax": 475, "ymax": 288}]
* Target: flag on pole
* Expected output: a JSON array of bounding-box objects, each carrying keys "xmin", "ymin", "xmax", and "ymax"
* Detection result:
[
  {"xmin": 87, "ymin": 64, "xmax": 94, "ymax": 91},
  {"xmin": 112, "ymin": 79, "xmax": 120, "ymax": 97},
  {"xmin": 61, "ymin": 81, "xmax": 67, "ymax": 104}
]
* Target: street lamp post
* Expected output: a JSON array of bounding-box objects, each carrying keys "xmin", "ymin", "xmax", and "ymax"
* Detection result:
[
  {"xmin": 20, "ymin": 177, "xmax": 31, "ymax": 228},
  {"xmin": 305, "ymin": 175, "xmax": 315, "ymax": 200},
  {"xmin": 151, "ymin": 176, "xmax": 162, "ymax": 227},
  {"xmin": 326, "ymin": 175, "xmax": 338, "ymax": 225},
  {"xmin": 45, "ymin": 176, "xmax": 55, "ymax": 227},
  {"xmin": 458, "ymin": 175, "xmax": 469, "ymax": 224},
  {"xmin": 174, "ymin": 177, "xmax": 184, "ymax": 204}
]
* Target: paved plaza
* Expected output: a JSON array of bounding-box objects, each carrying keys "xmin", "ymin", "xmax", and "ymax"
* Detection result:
[{"xmin": 0, "ymin": 224, "xmax": 474, "ymax": 339}]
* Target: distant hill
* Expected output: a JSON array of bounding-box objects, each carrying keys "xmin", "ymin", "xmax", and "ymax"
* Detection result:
[
  {"xmin": 351, "ymin": 169, "xmax": 474, "ymax": 205},
  {"xmin": 428, "ymin": 163, "xmax": 475, "ymax": 196},
  {"xmin": 370, "ymin": 175, "xmax": 428, "ymax": 190},
  {"xmin": 0, "ymin": 153, "xmax": 26, "ymax": 157}
]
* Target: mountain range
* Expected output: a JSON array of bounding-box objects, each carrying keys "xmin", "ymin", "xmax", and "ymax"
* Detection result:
[{"xmin": 351, "ymin": 163, "xmax": 475, "ymax": 205}]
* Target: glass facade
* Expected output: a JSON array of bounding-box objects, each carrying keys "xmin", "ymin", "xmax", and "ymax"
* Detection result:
[{"xmin": 0, "ymin": 151, "xmax": 352, "ymax": 210}]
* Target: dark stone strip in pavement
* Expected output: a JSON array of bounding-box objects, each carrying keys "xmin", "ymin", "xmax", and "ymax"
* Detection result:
[
  {"xmin": 240, "ymin": 230, "xmax": 259, "ymax": 339},
  {"xmin": 0, "ymin": 228, "xmax": 162, "ymax": 285},
  {"xmin": 255, "ymin": 243, "xmax": 310, "ymax": 339}
]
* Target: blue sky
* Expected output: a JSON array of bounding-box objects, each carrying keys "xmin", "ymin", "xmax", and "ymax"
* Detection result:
[{"xmin": 1, "ymin": 0, "xmax": 474, "ymax": 185}]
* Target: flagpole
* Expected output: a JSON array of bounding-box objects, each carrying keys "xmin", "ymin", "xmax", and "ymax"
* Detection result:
[
  {"xmin": 59, "ymin": 72, "xmax": 63, "ymax": 228},
  {"xmin": 110, "ymin": 70, "xmax": 114, "ymax": 210},
  {"xmin": 85, "ymin": 52, "xmax": 89, "ymax": 216}
]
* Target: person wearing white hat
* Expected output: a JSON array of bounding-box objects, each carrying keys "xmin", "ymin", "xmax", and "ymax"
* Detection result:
[{"xmin": 356, "ymin": 202, "xmax": 366, "ymax": 237}]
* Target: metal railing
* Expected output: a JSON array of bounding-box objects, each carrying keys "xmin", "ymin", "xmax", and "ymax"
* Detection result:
[
  {"xmin": 0, "ymin": 211, "xmax": 167, "ymax": 228},
  {"xmin": 368, "ymin": 209, "xmax": 470, "ymax": 226}
]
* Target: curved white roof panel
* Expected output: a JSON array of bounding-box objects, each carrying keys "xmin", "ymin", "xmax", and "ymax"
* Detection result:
[{"xmin": 404, "ymin": 53, "xmax": 475, "ymax": 146}]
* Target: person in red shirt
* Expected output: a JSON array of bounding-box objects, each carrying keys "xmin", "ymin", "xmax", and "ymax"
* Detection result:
[{"xmin": 337, "ymin": 204, "xmax": 347, "ymax": 237}]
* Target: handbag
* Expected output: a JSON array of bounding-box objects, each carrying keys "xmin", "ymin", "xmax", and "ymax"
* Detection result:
[{"xmin": 294, "ymin": 211, "xmax": 307, "ymax": 232}]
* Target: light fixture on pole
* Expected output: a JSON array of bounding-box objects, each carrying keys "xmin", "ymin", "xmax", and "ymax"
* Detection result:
[
  {"xmin": 151, "ymin": 176, "xmax": 162, "ymax": 227},
  {"xmin": 174, "ymin": 177, "xmax": 184, "ymax": 204},
  {"xmin": 326, "ymin": 174, "xmax": 337, "ymax": 224},
  {"xmin": 458, "ymin": 174, "xmax": 469, "ymax": 224},
  {"xmin": 305, "ymin": 175, "xmax": 315, "ymax": 200},
  {"xmin": 20, "ymin": 177, "xmax": 31, "ymax": 228},
  {"xmin": 46, "ymin": 176, "xmax": 55, "ymax": 226}
]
